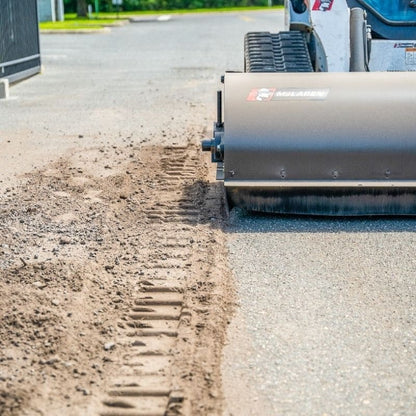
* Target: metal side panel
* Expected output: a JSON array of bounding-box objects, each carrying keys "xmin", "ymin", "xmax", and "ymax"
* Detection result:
[
  {"xmin": 3, "ymin": 65, "xmax": 41, "ymax": 84},
  {"xmin": 370, "ymin": 39, "xmax": 416, "ymax": 71},
  {"xmin": 310, "ymin": 0, "xmax": 350, "ymax": 72},
  {"xmin": 223, "ymin": 72, "xmax": 416, "ymax": 184}
]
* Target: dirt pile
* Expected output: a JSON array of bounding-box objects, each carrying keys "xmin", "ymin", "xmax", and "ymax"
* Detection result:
[{"xmin": 0, "ymin": 139, "xmax": 234, "ymax": 415}]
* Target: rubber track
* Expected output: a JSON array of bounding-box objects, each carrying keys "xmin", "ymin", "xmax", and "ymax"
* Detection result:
[{"xmin": 244, "ymin": 31, "xmax": 313, "ymax": 73}]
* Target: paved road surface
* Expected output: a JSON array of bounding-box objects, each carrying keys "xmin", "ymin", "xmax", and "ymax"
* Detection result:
[
  {"xmin": 223, "ymin": 213, "xmax": 416, "ymax": 415},
  {"xmin": 0, "ymin": 11, "xmax": 281, "ymax": 191}
]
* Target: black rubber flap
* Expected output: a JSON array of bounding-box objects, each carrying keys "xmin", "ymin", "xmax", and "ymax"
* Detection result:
[{"xmin": 226, "ymin": 186, "xmax": 416, "ymax": 216}]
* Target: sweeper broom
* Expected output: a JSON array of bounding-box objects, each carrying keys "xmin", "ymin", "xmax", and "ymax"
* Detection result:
[{"xmin": 202, "ymin": 0, "xmax": 416, "ymax": 215}]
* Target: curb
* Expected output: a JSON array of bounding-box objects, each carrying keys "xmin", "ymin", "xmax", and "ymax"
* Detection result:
[
  {"xmin": 129, "ymin": 15, "xmax": 172, "ymax": 23},
  {"xmin": 40, "ymin": 15, "xmax": 171, "ymax": 34},
  {"xmin": 103, "ymin": 20, "xmax": 130, "ymax": 27}
]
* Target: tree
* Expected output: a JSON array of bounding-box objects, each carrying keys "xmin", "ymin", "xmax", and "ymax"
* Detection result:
[{"xmin": 77, "ymin": 0, "xmax": 88, "ymax": 16}]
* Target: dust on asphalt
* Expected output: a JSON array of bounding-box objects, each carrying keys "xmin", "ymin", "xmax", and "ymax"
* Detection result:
[{"xmin": 0, "ymin": 136, "xmax": 235, "ymax": 415}]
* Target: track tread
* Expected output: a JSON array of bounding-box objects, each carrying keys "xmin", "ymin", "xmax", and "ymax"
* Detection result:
[{"xmin": 244, "ymin": 31, "xmax": 313, "ymax": 73}]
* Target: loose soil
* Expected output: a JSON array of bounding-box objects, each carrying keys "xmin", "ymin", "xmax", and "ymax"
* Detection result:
[{"xmin": 0, "ymin": 135, "xmax": 235, "ymax": 416}]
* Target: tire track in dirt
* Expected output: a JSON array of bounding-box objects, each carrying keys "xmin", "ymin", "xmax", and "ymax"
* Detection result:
[
  {"xmin": 0, "ymin": 138, "xmax": 234, "ymax": 415},
  {"xmin": 99, "ymin": 143, "xmax": 233, "ymax": 416}
]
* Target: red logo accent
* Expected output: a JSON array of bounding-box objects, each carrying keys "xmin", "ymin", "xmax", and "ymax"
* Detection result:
[
  {"xmin": 246, "ymin": 88, "xmax": 276, "ymax": 102},
  {"xmin": 312, "ymin": 0, "xmax": 334, "ymax": 11}
]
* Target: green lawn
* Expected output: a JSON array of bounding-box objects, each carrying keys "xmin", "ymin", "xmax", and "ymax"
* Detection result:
[
  {"xmin": 40, "ymin": 6, "xmax": 283, "ymax": 30},
  {"xmin": 40, "ymin": 17, "xmax": 123, "ymax": 30}
]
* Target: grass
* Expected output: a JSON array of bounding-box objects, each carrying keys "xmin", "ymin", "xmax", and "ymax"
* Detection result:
[
  {"xmin": 40, "ymin": 17, "xmax": 121, "ymax": 30},
  {"xmin": 40, "ymin": 6, "xmax": 283, "ymax": 30}
]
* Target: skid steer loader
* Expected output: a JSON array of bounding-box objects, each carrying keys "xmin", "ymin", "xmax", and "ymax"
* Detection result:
[{"xmin": 202, "ymin": 0, "xmax": 416, "ymax": 215}]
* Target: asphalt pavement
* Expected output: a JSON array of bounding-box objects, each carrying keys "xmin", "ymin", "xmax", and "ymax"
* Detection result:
[
  {"xmin": 0, "ymin": 10, "xmax": 282, "ymax": 191},
  {"xmin": 223, "ymin": 212, "xmax": 416, "ymax": 415}
]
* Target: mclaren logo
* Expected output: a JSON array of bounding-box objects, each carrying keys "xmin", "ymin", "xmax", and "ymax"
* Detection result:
[
  {"xmin": 274, "ymin": 89, "xmax": 329, "ymax": 99},
  {"xmin": 246, "ymin": 88, "xmax": 276, "ymax": 101},
  {"xmin": 247, "ymin": 88, "xmax": 330, "ymax": 101}
]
